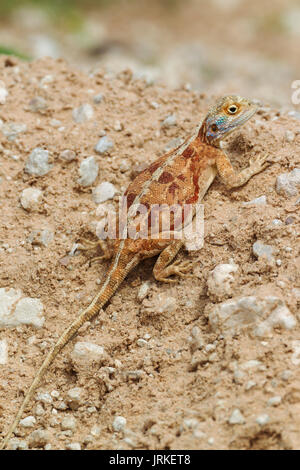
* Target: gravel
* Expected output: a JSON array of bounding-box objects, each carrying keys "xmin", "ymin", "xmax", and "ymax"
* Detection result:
[
  {"xmin": 77, "ymin": 156, "xmax": 99, "ymax": 187},
  {"xmin": 93, "ymin": 182, "xmax": 117, "ymax": 203},
  {"xmin": 113, "ymin": 416, "xmax": 127, "ymax": 432},
  {"xmin": 72, "ymin": 103, "xmax": 94, "ymax": 123},
  {"xmin": 20, "ymin": 187, "xmax": 43, "ymax": 212},
  {"xmin": 0, "ymin": 288, "xmax": 44, "ymax": 329},
  {"xmin": 25, "ymin": 148, "xmax": 52, "ymax": 176},
  {"xmin": 276, "ymin": 168, "xmax": 300, "ymax": 196},
  {"xmin": 94, "ymin": 136, "xmax": 114, "ymax": 154},
  {"xmin": 228, "ymin": 409, "xmax": 246, "ymax": 425}
]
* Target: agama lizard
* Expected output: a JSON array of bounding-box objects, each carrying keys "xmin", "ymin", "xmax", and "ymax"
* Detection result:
[{"xmin": 0, "ymin": 95, "xmax": 270, "ymax": 449}]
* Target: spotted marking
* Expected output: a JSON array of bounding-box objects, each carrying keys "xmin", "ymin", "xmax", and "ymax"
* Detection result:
[{"xmin": 158, "ymin": 171, "xmax": 174, "ymax": 184}]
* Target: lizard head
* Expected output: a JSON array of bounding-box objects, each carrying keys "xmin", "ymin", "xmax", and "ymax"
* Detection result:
[{"xmin": 199, "ymin": 95, "xmax": 258, "ymax": 147}]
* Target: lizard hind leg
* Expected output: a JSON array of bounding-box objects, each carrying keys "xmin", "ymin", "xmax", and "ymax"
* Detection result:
[{"xmin": 153, "ymin": 240, "xmax": 194, "ymax": 283}]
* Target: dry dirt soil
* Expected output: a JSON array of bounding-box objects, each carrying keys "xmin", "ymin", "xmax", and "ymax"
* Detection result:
[{"xmin": 0, "ymin": 57, "xmax": 299, "ymax": 450}]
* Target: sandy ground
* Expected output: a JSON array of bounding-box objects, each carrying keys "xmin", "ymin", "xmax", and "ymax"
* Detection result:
[{"xmin": 0, "ymin": 57, "xmax": 299, "ymax": 450}]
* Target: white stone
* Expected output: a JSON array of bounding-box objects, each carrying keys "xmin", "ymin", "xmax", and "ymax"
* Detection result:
[
  {"xmin": 137, "ymin": 281, "xmax": 150, "ymax": 302},
  {"xmin": 207, "ymin": 263, "xmax": 238, "ymax": 301},
  {"xmin": 93, "ymin": 93, "xmax": 103, "ymax": 104},
  {"xmin": 72, "ymin": 341, "xmax": 104, "ymax": 362},
  {"xmin": 77, "ymin": 156, "xmax": 98, "ymax": 187},
  {"xmin": 256, "ymin": 414, "xmax": 270, "ymax": 426},
  {"xmin": 28, "ymin": 229, "xmax": 54, "ymax": 247},
  {"xmin": 66, "ymin": 442, "xmax": 81, "ymax": 450},
  {"xmin": 36, "ymin": 392, "xmax": 52, "ymax": 404},
  {"xmin": 61, "ymin": 416, "xmax": 77, "ymax": 431},
  {"xmin": 291, "ymin": 340, "xmax": 300, "ymax": 365},
  {"xmin": 243, "ymin": 195, "xmax": 267, "ymax": 206},
  {"xmin": 285, "ymin": 130, "xmax": 295, "ymax": 142},
  {"xmin": 20, "ymin": 416, "xmax": 36, "ymax": 427},
  {"xmin": 72, "ymin": 103, "xmax": 94, "ymax": 123},
  {"xmin": 0, "ymin": 339, "xmax": 8, "ymax": 364},
  {"xmin": 267, "ymin": 396, "xmax": 281, "ymax": 406},
  {"xmin": 29, "ymin": 96, "xmax": 48, "ymax": 112},
  {"xmin": 25, "ymin": 148, "xmax": 52, "ymax": 176},
  {"xmin": 276, "ymin": 168, "xmax": 300, "ymax": 197},
  {"xmin": 28, "ymin": 429, "xmax": 49, "ymax": 448},
  {"xmin": 59, "ymin": 149, "xmax": 76, "ymax": 162},
  {"xmin": 209, "ymin": 295, "xmax": 296, "ymax": 337},
  {"xmin": 0, "ymin": 85, "xmax": 8, "ymax": 104},
  {"xmin": 20, "ymin": 188, "xmax": 43, "ymax": 212},
  {"xmin": 161, "ymin": 114, "xmax": 177, "ymax": 128},
  {"xmin": 93, "ymin": 182, "xmax": 116, "ymax": 204},
  {"xmin": 1, "ymin": 122, "xmax": 27, "ymax": 141},
  {"xmin": 94, "ymin": 136, "xmax": 114, "ymax": 154},
  {"xmin": 0, "ymin": 288, "xmax": 44, "ymax": 329},
  {"xmin": 228, "ymin": 409, "xmax": 245, "ymax": 424},
  {"xmin": 66, "ymin": 387, "xmax": 83, "ymax": 410},
  {"xmin": 253, "ymin": 241, "xmax": 274, "ymax": 262},
  {"xmin": 113, "ymin": 416, "xmax": 127, "ymax": 432}
]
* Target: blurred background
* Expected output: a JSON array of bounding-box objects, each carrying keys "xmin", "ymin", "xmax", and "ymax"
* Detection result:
[{"xmin": 0, "ymin": 0, "xmax": 300, "ymax": 108}]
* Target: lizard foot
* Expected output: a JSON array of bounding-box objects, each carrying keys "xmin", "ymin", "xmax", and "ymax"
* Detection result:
[
  {"xmin": 154, "ymin": 259, "xmax": 195, "ymax": 283},
  {"xmin": 249, "ymin": 154, "xmax": 272, "ymax": 174}
]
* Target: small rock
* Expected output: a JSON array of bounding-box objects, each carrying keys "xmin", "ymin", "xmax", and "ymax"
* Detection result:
[
  {"xmin": 20, "ymin": 188, "xmax": 43, "ymax": 212},
  {"xmin": 66, "ymin": 442, "xmax": 81, "ymax": 450},
  {"xmin": 0, "ymin": 288, "xmax": 44, "ymax": 329},
  {"xmin": 137, "ymin": 339, "xmax": 148, "ymax": 347},
  {"xmin": 208, "ymin": 295, "xmax": 296, "ymax": 337},
  {"xmin": 7, "ymin": 438, "xmax": 28, "ymax": 450},
  {"xmin": 36, "ymin": 392, "xmax": 52, "ymax": 404},
  {"xmin": 228, "ymin": 409, "xmax": 245, "ymax": 425},
  {"xmin": 20, "ymin": 416, "xmax": 37, "ymax": 428},
  {"xmin": 276, "ymin": 168, "xmax": 300, "ymax": 197},
  {"xmin": 61, "ymin": 416, "xmax": 77, "ymax": 431},
  {"xmin": 113, "ymin": 416, "xmax": 127, "ymax": 432},
  {"xmin": 59, "ymin": 149, "xmax": 77, "ymax": 162},
  {"xmin": 207, "ymin": 263, "xmax": 238, "ymax": 301},
  {"xmin": 291, "ymin": 340, "xmax": 300, "ymax": 366},
  {"xmin": 285, "ymin": 130, "xmax": 295, "ymax": 142},
  {"xmin": 25, "ymin": 148, "xmax": 52, "ymax": 176},
  {"xmin": 28, "ymin": 229, "xmax": 54, "ymax": 247},
  {"xmin": 91, "ymin": 425, "xmax": 101, "ymax": 437},
  {"xmin": 0, "ymin": 84, "xmax": 8, "ymax": 104},
  {"xmin": 271, "ymin": 219, "xmax": 283, "ymax": 227},
  {"xmin": 161, "ymin": 114, "xmax": 177, "ymax": 128},
  {"xmin": 114, "ymin": 120, "xmax": 123, "ymax": 131},
  {"xmin": 72, "ymin": 341, "xmax": 104, "ymax": 363},
  {"xmin": 94, "ymin": 136, "xmax": 114, "ymax": 154},
  {"xmin": 72, "ymin": 103, "xmax": 94, "ymax": 123},
  {"xmin": 1, "ymin": 122, "xmax": 27, "ymax": 141},
  {"xmin": 77, "ymin": 156, "xmax": 98, "ymax": 187},
  {"xmin": 93, "ymin": 182, "xmax": 116, "ymax": 204},
  {"xmin": 267, "ymin": 396, "xmax": 282, "ymax": 407},
  {"xmin": 253, "ymin": 241, "xmax": 274, "ymax": 262},
  {"xmin": 256, "ymin": 414, "xmax": 270, "ymax": 426},
  {"xmin": 137, "ymin": 281, "xmax": 150, "ymax": 302},
  {"xmin": 245, "ymin": 380, "xmax": 256, "ymax": 391},
  {"xmin": 0, "ymin": 339, "xmax": 8, "ymax": 364},
  {"xmin": 243, "ymin": 195, "xmax": 267, "ymax": 206},
  {"xmin": 66, "ymin": 387, "xmax": 83, "ymax": 410},
  {"xmin": 29, "ymin": 429, "xmax": 49, "ymax": 448},
  {"xmin": 29, "ymin": 96, "xmax": 48, "ymax": 112},
  {"xmin": 93, "ymin": 93, "xmax": 104, "ymax": 104}
]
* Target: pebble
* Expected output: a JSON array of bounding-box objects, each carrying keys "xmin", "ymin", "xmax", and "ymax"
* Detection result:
[
  {"xmin": 36, "ymin": 392, "xmax": 53, "ymax": 404},
  {"xmin": 228, "ymin": 409, "xmax": 245, "ymax": 425},
  {"xmin": 91, "ymin": 425, "xmax": 101, "ymax": 437},
  {"xmin": 291, "ymin": 340, "xmax": 300, "ymax": 366},
  {"xmin": 59, "ymin": 149, "xmax": 77, "ymax": 162},
  {"xmin": 209, "ymin": 295, "xmax": 296, "ymax": 337},
  {"xmin": 245, "ymin": 380, "xmax": 256, "ymax": 391},
  {"xmin": 25, "ymin": 148, "xmax": 52, "ymax": 176},
  {"xmin": 154, "ymin": 293, "xmax": 177, "ymax": 314},
  {"xmin": 267, "ymin": 396, "xmax": 282, "ymax": 407},
  {"xmin": 29, "ymin": 96, "xmax": 48, "ymax": 112},
  {"xmin": 61, "ymin": 416, "xmax": 77, "ymax": 431},
  {"xmin": 113, "ymin": 416, "xmax": 127, "ymax": 432},
  {"xmin": 271, "ymin": 219, "xmax": 283, "ymax": 227},
  {"xmin": 72, "ymin": 341, "xmax": 104, "ymax": 363},
  {"xmin": 28, "ymin": 229, "xmax": 54, "ymax": 247},
  {"xmin": 137, "ymin": 281, "xmax": 150, "ymax": 302},
  {"xmin": 276, "ymin": 168, "xmax": 300, "ymax": 197},
  {"xmin": 285, "ymin": 130, "xmax": 295, "ymax": 142},
  {"xmin": 28, "ymin": 429, "xmax": 49, "ymax": 448},
  {"xmin": 20, "ymin": 187, "xmax": 43, "ymax": 212},
  {"xmin": 94, "ymin": 136, "xmax": 114, "ymax": 154},
  {"xmin": 77, "ymin": 156, "xmax": 98, "ymax": 187},
  {"xmin": 72, "ymin": 103, "xmax": 94, "ymax": 123},
  {"xmin": 252, "ymin": 241, "xmax": 274, "ymax": 262},
  {"xmin": 207, "ymin": 263, "xmax": 238, "ymax": 301},
  {"xmin": 0, "ymin": 288, "xmax": 44, "ymax": 329},
  {"xmin": 0, "ymin": 83, "xmax": 8, "ymax": 104},
  {"xmin": 20, "ymin": 416, "xmax": 37, "ymax": 428},
  {"xmin": 93, "ymin": 182, "xmax": 116, "ymax": 204},
  {"xmin": 161, "ymin": 114, "xmax": 177, "ymax": 128},
  {"xmin": 137, "ymin": 339, "xmax": 148, "ymax": 347},
  {"xmin": 67, "ymin": 387, "xmax": 83, "ymax": 410},
  {"xmin": 243, "ymin": 195, "xmax": 267, "ymax": 206},
  {"xmin": 256, "ymin": 414, "xmax": 270, "ymax": 426},
  {"xmin": 93, "ymin": 93, "xmax": 104, "ymax": 104},
  {"xmin": 1, "ymin": 122, "xmax": 27, "ymax": 141},
  {"xmin": 7, "ymin": 438, "xmax": 28, "ymax": 450},
  {"xmin": 0, "ymin": 339, "xmax": 8, "ymax": 364},
  {"xmin": 66, "ymin": 442, "xmax": 81, "ymax": 450}
]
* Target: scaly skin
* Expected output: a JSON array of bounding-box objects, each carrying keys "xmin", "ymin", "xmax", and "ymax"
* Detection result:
[{"xmin": 0, "ymin": 95, "xmax": 271, "ymax": 449}]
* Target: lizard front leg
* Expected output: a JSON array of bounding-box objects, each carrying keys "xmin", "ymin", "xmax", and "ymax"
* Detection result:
[
  {"xmin": 216, "ymin": 151, "xmax": 271, "ymax": 188},
  {"xmin": 153, "ymin": 240, "xmax": 194, "ymax": 283}
]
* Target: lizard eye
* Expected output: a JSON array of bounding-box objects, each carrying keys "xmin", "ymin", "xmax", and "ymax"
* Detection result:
[{"xmin": 228, "ymin": 105, "xmax": 238, "ymax": 114}]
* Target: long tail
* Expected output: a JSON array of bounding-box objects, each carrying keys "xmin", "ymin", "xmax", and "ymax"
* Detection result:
[{"xmin": 0, "ymin": 251, "xmax": 137, "ymax": 450}]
